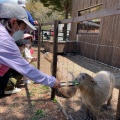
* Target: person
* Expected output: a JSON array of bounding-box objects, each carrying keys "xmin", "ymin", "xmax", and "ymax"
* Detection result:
[
  {"xmin": 18, "ymin": 0, "xmax": 38, "ymax": 25},
  {"xmin": 0, "ymin": 3, "xmax": 60, "ymax": 96},
  {"xmin": 23, "ymin": 33, "xmax": 37, "ymax": 84},
  {"xmin": 18, "ymin": 0, "xmax": 38, "ymax": 43},
  {"xmin": 23, "ymin": 33, "xmax": 37, "ymax": 63},
  {"xmin": 4, "ymin": 39, "xmax": 27, "ymax": 94}
]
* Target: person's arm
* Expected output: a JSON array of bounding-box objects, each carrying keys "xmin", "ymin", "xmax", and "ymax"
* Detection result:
[
  {"xmin": 24, "ymin": 47, "xmax": 33, "ymax": 59},
  {"xmin": 26, "ymin": 10, "xmax": 34, "ymax": 25},
  {"xmin": 0, "ymin": 27, "xmax": 56, "ymax": 87}
]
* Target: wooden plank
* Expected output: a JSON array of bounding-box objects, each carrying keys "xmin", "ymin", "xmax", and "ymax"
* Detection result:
[
  {"xmin": 37, "ymin": 23, "xmax": 41, "ymax": 69},
  {"xmin": 104, "ymin": 17, "xmax": 110, "ymax": 44},
  {"xmin": 78, "ymin": 33, "xmax": 99, "ymax": 35},
  {"xmin": 76, "ymin": 0, "xmax": 80, "ymax": 11},
  {"xmin": 59, "ymin": 5, "xmax": 120, "ymax": 24},
  {"xmin": 72, "ymin": 0, "xmax": 75, "ymax": 17},
  {"xmin": 51, "ymin": 20, "xmax": 59, "ymax": 100},
  {"xmin": 91, "ymin": 0, "xmax": 95, "ymax": 7},
  {"xmin": 84, "ymin": 0, "xmax": 87, "ymax": 9},
  {"xmin": 110, "ymin": 16, "xmax": 117, "ymax": 66},
  {"xmin": 73, "ymin": 5, "xmax": 120, "ymax": 23},
  {"xmin": 96, "ymin": 0, "xmax": 98, "ymax": 5},
  {"xmin": 83, "ymin": 0, "xmax": 85, "ymax": 9},
  {"xmin": 100, "ymin": 18, "xmax": 106, "ymax": 41},
  {"xmin": 97, "ymin": 0, "xmax": 102, "ymax": 5},
  {"xmin": 41, "ymin": 22, "xmax": 54, "ymax": 26},
  {"xmin": 114, "ymin": 15, "xmax": 120, "ymax": 47},
  {"xmin": 116, "ymin": 89, "xmax": 120, "ymax": 120},
  {"xmin": 81, "ymin": 0, "xmax": 84, "ymax": 10},
  {"xmin": 59, "ymin": 18, "xmax": 73, "ymax": 24}
]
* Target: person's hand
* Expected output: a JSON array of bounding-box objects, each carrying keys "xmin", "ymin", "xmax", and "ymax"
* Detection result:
[
  {"xmin": 33, "ymin": 57, "xmax": 37, "ymax": 61},
  {"xmin": 30, "ymin": 57, "xmax": 37, "ymax": 63},
  {"xmin": 53, "ymin": 79, "xmax": 61, "ymax": 89},
  {"xmin": 34, "ymin": 20, "xmax": 38, "ymax": 25}
]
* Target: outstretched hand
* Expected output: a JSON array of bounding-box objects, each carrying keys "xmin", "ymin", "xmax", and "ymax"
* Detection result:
[{"xmin": 53, "ymin": 79, "xmax": 61, "ymax": 89}]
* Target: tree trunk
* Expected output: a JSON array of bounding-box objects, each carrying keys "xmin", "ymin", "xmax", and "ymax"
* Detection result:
[{"xmin": 63, "ymin": 4, "xmax": 69, "ymax": 41}]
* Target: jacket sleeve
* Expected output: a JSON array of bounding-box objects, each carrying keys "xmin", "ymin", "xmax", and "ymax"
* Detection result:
[
  {"xmin": 0, "ymin": 28, "xmax": 55, "ymax": 87},
  {"xmin": 26, "ymin": 10, "xmax": 34, "ymax": 25}
]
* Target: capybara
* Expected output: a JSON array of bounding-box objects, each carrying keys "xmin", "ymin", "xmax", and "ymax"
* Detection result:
[{"xmin": 76, "ymin": 71, "xmax": 115, "ymax": 120}]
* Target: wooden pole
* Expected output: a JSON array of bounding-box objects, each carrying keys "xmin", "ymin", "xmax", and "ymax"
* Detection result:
[
  {"xmin": 116, "ymin": 88, "xmax": 120, "ymax": 120},
  {"xmin": 51, "ymin": 20, "xmax": 59, "ymax": 100},
  {"xmin": 41, "ymin": 30, "xmax": 43, "ymax": 43},
  {"xmin": 37, "ymin": 23, "xmax": 41, "ymax": 70}
]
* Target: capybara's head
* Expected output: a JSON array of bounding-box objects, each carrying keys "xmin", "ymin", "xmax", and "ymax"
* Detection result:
[{"xmin": 75, "ymin": 73, "xmax": 96, "ymax": 88}]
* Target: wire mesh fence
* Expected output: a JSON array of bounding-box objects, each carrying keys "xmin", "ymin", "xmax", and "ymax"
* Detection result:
[
  {"xmin": 38, "ymin": 40, "xmax": 120, "ymax": 120},
  {"xmin": 33, "ymin": 3, "xmax": 120, "ymax": 119}
]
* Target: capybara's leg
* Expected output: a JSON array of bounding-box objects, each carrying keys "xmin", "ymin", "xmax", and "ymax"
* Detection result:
[
  {"xmin": 86, "ymin": 108, "xmax": 97, "ymax": 120},
  {"xmin": 107, "ymin": 94, "xmax": 112, "ymax": 109}
]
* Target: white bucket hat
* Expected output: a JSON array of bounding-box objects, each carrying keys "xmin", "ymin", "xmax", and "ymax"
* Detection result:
[
  {"xmin": 18, "ymin": 0, "xmax": 26, "ymax": 8},
  {"xmin": 0, "ymin": 2, "xmax": 36, "ymax": 31},
  {"xmin": 0, "ymin": 0, "xmax": 18, "ymax": 3}
]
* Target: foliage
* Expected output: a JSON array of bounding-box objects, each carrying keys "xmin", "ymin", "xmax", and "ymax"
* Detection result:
[
  {"xmin": 27, "ymin": 0, "xmax": 71, "ymax": 39},
  {"xmin": 38, "ymin": 0, "xmax": 72, "ymax": 18},
  {"xmin": 26, "ymin": 1, "xmax": 63, "ymax": 24},
  {"xmin": 35, "ymin": 109, "xmax": 46, "ymax": 117},
  {"xmin": 40, "ymin": 85, "xmax": 49, "ymax": 90},
  {"xmin": 53, "ymin": 98, "xmax": 57, "ymax": 103},
  {"xmin": 31, "ymin": 110, "xmax": 46, "ymax": 120},
  {"xmin": 38, "ymin": 0, "xmax": 72, "ymax": 40}
]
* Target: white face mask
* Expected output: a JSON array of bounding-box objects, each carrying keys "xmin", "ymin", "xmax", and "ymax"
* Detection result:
[
  {"xmin": 12, "ymin": 30, "xmax": 24, "ymax": 41},
  {"xmin": 24, "ymin": 39, "xmax": 31, "ymax": 44}
]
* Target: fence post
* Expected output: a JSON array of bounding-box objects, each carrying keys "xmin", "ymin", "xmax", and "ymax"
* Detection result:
[
  {"xmin": 116, "ymin": 89, "xmax": 120, "ymax": 120},
  {"xmin": 41, "ymin": 30, "xmax": 43, "ymax": 43},
  {"xmin": 37, "ymin": 23, "xmax": 41, "ymax": 70},
  {"xmin": 51, "ymin": 20, "xmax": 59, "ymax": 100}
]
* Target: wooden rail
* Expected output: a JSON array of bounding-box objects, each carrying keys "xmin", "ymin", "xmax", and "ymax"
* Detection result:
[
  {"xmin": 51, "ymin": 20, "xmax": 59, "ymax": 100},
  {"xmin": 37, "ymin": 23, "xmax": 41, "ymax": 70},
  {"xmin": 59, "ymin": 5, "xmax": 120, "ymax": 24}
]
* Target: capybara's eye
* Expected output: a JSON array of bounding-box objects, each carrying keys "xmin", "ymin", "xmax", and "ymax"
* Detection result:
[
  {"xmin": 82, "ymin": 75, "xmax": 85, "ymax": 79},
  {"xmin": 91, "ymin": 80, "xmax": 94, "ymax": 83}
]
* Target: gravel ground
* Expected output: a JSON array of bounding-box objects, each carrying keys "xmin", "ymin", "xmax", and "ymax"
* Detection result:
[
  {"xmin": 0, "ymin": 47, "xmax": 66, "ymax": 120},
  {"xmin": 38, "ymin": 47, "xmax": 120, "ymax": 120}
]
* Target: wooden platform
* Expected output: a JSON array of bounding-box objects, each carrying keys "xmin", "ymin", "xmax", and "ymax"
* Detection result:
[{"xmin": 44, "ymin": 40, "xmax": 77, "ymax": 53}]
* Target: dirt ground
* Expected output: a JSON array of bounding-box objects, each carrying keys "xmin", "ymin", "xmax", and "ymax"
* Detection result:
[
  {"xmin": 39, "ymin": 46, "xmax": 120, "ymax": 120},
  {"xmin": 0, "ymin": 46, "xmax": 120, "ymax": 120},
  {"xmin": 0, "ymin": 47, "xmax": 66, "ymax": 120},
  {"xmin": 54, "ymin": 53, "xmax": 120, "ymax": 120}
]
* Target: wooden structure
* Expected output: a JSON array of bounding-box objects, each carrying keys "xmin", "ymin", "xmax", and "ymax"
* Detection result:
[
  {"xmin": 40, "ymin": 2, "xmax": 120, "ymax": 119},
  {"xmin": 44, "ymin": 40, "xmax": 76, "ymax": 53},
  {"xmin": 70, "ymin": 0, "xmax": 120, "ymax": 68}
]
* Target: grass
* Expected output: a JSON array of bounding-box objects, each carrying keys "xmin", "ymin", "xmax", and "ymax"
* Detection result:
[
  {"xmin": 53, "ymin": 98, "xmax": 57, "ymax": 103},
  {"xmin": 36, "ymin": 85, "xmax": 50, "ymax": 94},
  {"xmin": 40, "ymin": 85, "xmax": 49, "ymax": 90},
  {"xmin": 10, "ymin": 103, "xmax": 19, "ymax": 108},
  {"xmin": 28, "ymin": 91, "xmax": 34, "ymax": 96},
  {"xmin": 31, "ymin": 110, "xmax": 46, "ymax": 120}
]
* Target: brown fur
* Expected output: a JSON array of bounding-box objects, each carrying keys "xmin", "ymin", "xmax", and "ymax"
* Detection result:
[
  {"xmin": 44, "ymin": 52, "xmax": 77, "ymax": 98},
  {"xmin": 76, "ymin": 71, "xmax": 115, "ymax": 119}
]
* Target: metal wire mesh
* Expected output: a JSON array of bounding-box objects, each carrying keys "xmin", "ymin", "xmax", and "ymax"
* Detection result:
[{"xmin": 39, "ymin": 44, "xmax": 119, "ymax": 120}]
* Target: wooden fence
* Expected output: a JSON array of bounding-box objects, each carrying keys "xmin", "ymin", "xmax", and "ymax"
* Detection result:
[{"xmin": 37, "ymin": 4, "xmax": 120, "ymax": 119}]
